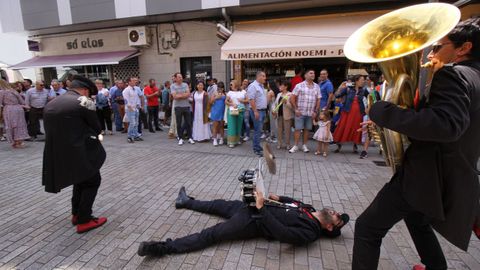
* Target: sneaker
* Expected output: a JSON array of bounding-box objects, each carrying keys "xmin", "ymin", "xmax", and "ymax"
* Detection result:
[
  {"xmin": 127, "ymin": 138, "xmax": 134, "ymax": 143},
  {"xmin": 213, "ymin": 139, "xmax": 218, "ymax": 146},
  {"xmin": 260, "ymin": 133, "xmax": 266, "ymax": 139},
  {"xmin": 254, "ymin": 150, "xmax": 264, "ymax": 157},
  {"xmin": 101, "ymin": 130, "xmax": 106, "ymax": 135},
  {"xmin": 412, "ymin": 265, "xmax": 425, "ymax": 270},
  {"xmin": 302, "ymin": 144, "xmax": 309, "ymax": 153},
  {"xmin": 289, "ymin": 145, "xmax": 299, "ymax": 153},
  {"xmin": 271, "ymin": 138, "xmax": 278, "ymax": 143},
  {"xmin": 359, "ymin": 150, "xmax": 368, "ymax": 159},
  {"xmin": 0, "ymin": 136, "xmax": 7, "ymax": 141},
  {"xmin": 134, "ymin": 137, "xmax": 144, "ymax": 141},
  {"xmin": 76, "ymin": 217, "xmax": 107, "ymax": 234},
  {"xmin": 219, "ymin": 138, "xmax": 224, "ymax": 145},
  {"xmin": 178, "ymin": 139, "xmax": 184, "ymax": 145},
  {"xmin": 228, "ymin": 144, "xmax": 235, "ymax": 148},
  {"xmin": 188, "ymin": 138, "xmax": 195, "ymax": 144},
  {"xmin": 323, "ymin": 152, "xmax": 327, "ymax": 157},
  {"xmin": 108, "ymin": 131, "xmax": 113, "ymax": 135},
  {"xmin": 266, "ymin": 137, "xmax": 272, "ymax": 143},
  {"xmin": 243, "ymin": 136, "xmax": 249, "ymax": 142}
]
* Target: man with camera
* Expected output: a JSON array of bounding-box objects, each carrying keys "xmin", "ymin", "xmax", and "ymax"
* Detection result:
[{"xmin": 137, "ymin": 186, "xmax": 349, "ymax": 257}]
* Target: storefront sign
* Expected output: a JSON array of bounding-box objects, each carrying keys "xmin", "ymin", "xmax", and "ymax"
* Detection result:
[
  {"xmin": 66, "ymin": 38, "xmax": 104, "ymax": 50},
  {"xmin": 222, "ymin": 47, "xmax": 345, "ymax": 60}
]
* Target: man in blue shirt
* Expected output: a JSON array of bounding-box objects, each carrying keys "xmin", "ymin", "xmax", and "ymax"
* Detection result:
[
  {"xmin": 109, "ymin": 80, "xmax": 125, "ymax": 132},
  {"xmin": 318, "ymin": 69, "xmax": 334, "ymax": 111},
  {"xmin": 247, "ymin": 71, "xmax": 268, "ymax": 156}
]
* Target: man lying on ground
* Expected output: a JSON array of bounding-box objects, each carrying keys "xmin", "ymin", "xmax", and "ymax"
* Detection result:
[{"xmin": 138, "ymin": 186, "xmax": 349, "ymax": 257}]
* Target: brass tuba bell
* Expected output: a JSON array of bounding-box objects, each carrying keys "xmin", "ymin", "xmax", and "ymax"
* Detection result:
[{"xmin": 344, "ymin": 3, "xmax": 460, "ymax": 172}]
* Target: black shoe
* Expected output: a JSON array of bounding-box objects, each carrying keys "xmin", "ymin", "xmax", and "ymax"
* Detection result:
[
  {"xmin": 149, "ymin": 129, "xmax": 155, "ymax": 133},
  {"xmin": 254, "ymin": 151, "xmax": 264, "ymax": 157},
  {"xmin": 155, "ymin": 127, "xmax": 163, "ymax": 131},
  {"xmin": 137, "ymin": 241, "xmax": 170, "ymax": 257},
  {"xmin": 37, "ymin": 132, "xmax": 44, "ymax": 135},
  {"xmin": 334, "ymin": 144, "xmax": 342, "ymax": 153},
  {"xmin": 134, "ymin": 137, "xmax": 144, "ymax": 141},
  {"xmin": 175, "ymin": 186, "xmax": 193, "ymax": 209},
  {"xmin": 359, "ymin": 150, "xmax": 368, "ymax": 159},
  {"xmin": 353, "ymin": 144, "xmax": 359, "ymax": 154},
  {"xmin": 127, "ymin": 138, "xmax": 134, "ymax": 143}
]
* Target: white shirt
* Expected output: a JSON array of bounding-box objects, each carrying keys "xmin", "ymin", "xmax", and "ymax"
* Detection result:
[
  {"xmin": 227, "ymin": 90, "xmax": 246, "ymax": 110},
  {"xmin": 123, "ymin": 86, "xmax": 141, "ymax": 111}
]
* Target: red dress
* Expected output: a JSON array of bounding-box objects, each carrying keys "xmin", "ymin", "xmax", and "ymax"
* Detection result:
[{"xmin": 333, "ymin": 96, "xmax": 362, "ymax": 144}]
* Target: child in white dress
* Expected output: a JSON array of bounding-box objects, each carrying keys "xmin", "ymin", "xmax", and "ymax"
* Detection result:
[{"xmin": 313, "ymin": 111, "xmax": 333, "ymax": 157}]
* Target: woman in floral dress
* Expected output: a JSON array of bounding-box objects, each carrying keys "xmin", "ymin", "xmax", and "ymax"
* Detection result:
[{"xmin": 0, "ymin": 79, "xmax": 30, "ymax": 148}]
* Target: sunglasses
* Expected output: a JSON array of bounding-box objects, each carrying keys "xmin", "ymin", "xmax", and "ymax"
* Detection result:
[{"xmin": 431, "ymin": 42, "xmax": 453, "ymax": 54}]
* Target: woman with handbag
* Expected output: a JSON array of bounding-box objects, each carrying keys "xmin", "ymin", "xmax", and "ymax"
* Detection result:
[
  {"xmin": 226, "ymin": 80, "xmax": 247, "ymax": 148},
  {"xmin": 0, "ymin": 79, "xmax": 30, "ymax": 148}
]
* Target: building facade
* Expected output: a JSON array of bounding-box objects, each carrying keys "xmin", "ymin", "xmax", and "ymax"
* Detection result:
[{"xmin": 1, "ymin": 0, "xmax": 478, "ymax": 87}]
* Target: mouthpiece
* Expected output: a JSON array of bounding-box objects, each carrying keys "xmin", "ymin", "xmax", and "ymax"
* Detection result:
[{"xmin": 421, "ymin": 61, "xmax": 434, "ymax": 68}]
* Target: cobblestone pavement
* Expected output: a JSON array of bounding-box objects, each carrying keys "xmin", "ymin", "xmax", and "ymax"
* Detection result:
[{"xmin": 0, "ymin": 129, "xmax": 479, "ymax": 270}]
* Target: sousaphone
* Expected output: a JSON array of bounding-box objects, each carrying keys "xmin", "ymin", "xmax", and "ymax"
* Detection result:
[{"xmin": 343, "ymin": 3, "xmax": 460, "ymax": 172}]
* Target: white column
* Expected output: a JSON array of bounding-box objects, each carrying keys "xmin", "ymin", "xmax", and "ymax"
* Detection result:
[
  {"xmin": 56, "ymin": 0, "xmax": 72, "ymax": 25},
  {"xmin": 115, "ymin": 0, "xmax": 147, "ymax": 19}
]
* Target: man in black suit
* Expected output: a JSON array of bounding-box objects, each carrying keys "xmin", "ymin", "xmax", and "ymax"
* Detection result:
[
  {"xmin": 352, "ymin": 17, "xmax": 480, "ymax": 270},
  {"xmin": 42, "ymin": 75, "xmax": 107, "ymax": 234},
  {"xmin": 137, "ymin": 187, "xmax": 349, "ymax": 257}
]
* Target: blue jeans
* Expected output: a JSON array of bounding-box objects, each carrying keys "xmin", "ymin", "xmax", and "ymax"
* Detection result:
[
  {"xmin": 250, "ymin": 109, "xmax": 266, "ymax": 152},
  {"xmin": 127, "ymin": 110, "xmax": 139, "ymax": 138},
  {"xmin": 112, "ymin": 103, "xmax": 123, "ymax": 131},
  {"xmin": 243, "ymin": 110, "xmax": 250, "ymax": 137}
]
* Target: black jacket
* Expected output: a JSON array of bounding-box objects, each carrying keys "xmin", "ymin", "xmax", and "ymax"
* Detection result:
[
  {"xmin": 42, "ymin": 90, "xmax": 106, "ymax": 193},
  {"xmin": 257, "ymin": 196, "xmax": 337, "ymax": 245},
  {"xmin": 370, "ymin": 60, "xmax": 480, "ymax": 251}
]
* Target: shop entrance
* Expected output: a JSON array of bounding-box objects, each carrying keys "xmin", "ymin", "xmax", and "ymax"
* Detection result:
[
  {"xmin": 180, "ymin": 57, "xmax": 212, "ymax": 86},
  {"xmin": 242, "ymin": 57, "xmax": 348, "ymax": 90}
]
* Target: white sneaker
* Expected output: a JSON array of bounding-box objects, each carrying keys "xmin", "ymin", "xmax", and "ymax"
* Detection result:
[
  {"xmin": 260, "ymin": 133, "xmax": 266, "ymax": 139},
  {"xmin": 219, "ymin": 138, "xmax": 224, "ymax": 145},
  {"xmin": 243, "ymin": 136, "xmax": 249, "ymax": 142},
  {"xmin": 271, "ymin": 138, "xmax": 278, "ymax": 143},
  {"xmin": 213, "ymin": 139, "xmax": 218, "ymax": 146},
  {"xmin": 302, "ymin": 144, "xmax": 310, "ymax": 153},
  {"xmin": 188, "ymin": 138, "xmax": 195, "ymax": 144},
  {"xmin": 178, "ymin": 139, "xmax": 184, "ymax": 145},
  {"xmin": 289, "ymin": 145, "xmax": 299, "ymax": 153}
]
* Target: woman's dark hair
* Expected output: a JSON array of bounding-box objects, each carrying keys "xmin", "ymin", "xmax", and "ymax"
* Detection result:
[
  {"xmin": 448, "ymin": 16, "xmax": 480, "ymax": 60},
  {"xmin": 196, "ymin": 80, "xmax": 205, "ymax": 90},
  {"xmin": 352, "ymin": 74, "xmax": 364, "ymax": 83},
  {"xmin": 278, "ymin": 79, "xmax": 290, "ymax": 91},
  {"xmin": 217, "ymin": 81, "xmax": 225, "ymax": 93},
  {"xmin": 268, "ymin": 79, "xmax": 280, "ymax": 95}
]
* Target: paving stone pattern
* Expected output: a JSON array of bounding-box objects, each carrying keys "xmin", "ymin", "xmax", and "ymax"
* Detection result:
[{"xmin": 0, "ymin": 131, "xmax": 479, "ymax": 270}]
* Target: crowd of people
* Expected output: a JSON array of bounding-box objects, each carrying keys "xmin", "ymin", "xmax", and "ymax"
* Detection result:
[{"xmin": 0, "ymin": 68, "xmax": 384, "ymax": 159}]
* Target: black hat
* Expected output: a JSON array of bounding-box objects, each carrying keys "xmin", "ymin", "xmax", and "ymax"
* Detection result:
[{"xmin": 70, "ymin": 75, "xmax": 97, "ymax": 96}]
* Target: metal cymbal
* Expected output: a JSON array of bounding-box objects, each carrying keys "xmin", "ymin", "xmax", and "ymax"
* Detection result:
[{"xmin": 262, "ymin": 142, "xmax": 276, "ymax": 175}]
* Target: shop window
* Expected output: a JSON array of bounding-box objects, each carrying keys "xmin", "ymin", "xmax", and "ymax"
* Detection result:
[{"xmin": 180, "ymin": 57, "xmax": 212, "ymax": 86}]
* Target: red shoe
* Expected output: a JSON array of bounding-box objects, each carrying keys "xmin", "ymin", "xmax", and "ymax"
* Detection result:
[
  {"xmin": 76, "ymin": 217, "xmax": 107, "ymax": 234},
  {"xmin": 71, "ymin": 215, "xmax": 78, "ymax": 226},
  {"xmin": 412, "ymin": 265, "xmax": 425, "ymax": 270},
  {"xmin": 474, "ymin": 224, "xmax": 480, "ymax": 240}
]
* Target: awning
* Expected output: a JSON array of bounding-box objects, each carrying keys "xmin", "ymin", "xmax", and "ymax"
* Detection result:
[
  {"xmin": 221, "ymin": 13, "xmax": 381, "ymax": 60},
  {"xmin": 9, "ymin": 50, "xmax": 140, "ymax": 69}
]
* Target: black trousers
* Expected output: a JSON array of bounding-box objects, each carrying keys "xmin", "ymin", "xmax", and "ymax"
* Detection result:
[
  {"xmin": 71, "ymin": 172, "xmax": 101, "ymax": 224},
  {"xmin": 352, "ymin": 175, "xmax": 447, "ymax": 270},
  {"xmin": 96, "ymin": 107, "xmax": 112, "ymax": 132},
  {"xmin": 175, "ymin": 107, "xmax": 192, "ymax": 139},
  {"xmin": 147, "ymin": 106, "xmax": 160, "ymax": 130},
  {"xmin": 167, "ymin": 200, "xmax": 261, "ymax": 253},
  {"xmin": 28, "ymin": 107, "xmax": 43, "ymax": 137},
  {"xmin": 138, "ymin": 109, "xmax": 148, "ymax": 133}
]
